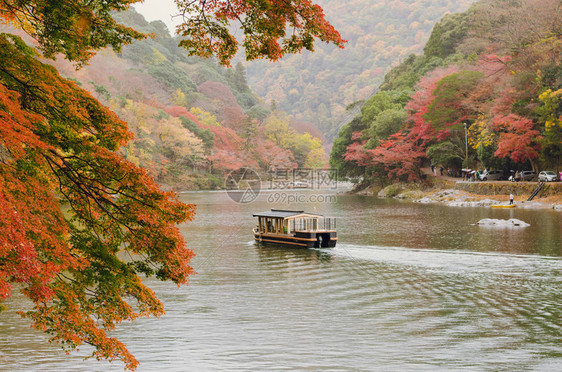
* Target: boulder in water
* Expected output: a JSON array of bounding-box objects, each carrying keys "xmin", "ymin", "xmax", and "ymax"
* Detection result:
[{"xmin": 477, "ymin": 218, "xmax": 530, "ymax": 227}]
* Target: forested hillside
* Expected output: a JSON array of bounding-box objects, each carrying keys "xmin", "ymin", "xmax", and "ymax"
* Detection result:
[
  {"xmin": 42, "ymin": 10, "xmax": 328, "ymax": 189},
  {"xmin": 245, "ymin": 0, "xmax": 477, "ymax": 139},
  {"xmin": 331, "ymin": 0, "xmax": 561, "ymax": 184}
]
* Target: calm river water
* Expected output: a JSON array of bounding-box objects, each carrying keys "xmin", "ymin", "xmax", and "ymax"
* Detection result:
[{"xmin": 1, "ymin": 189, "xmax": 561, "ymax": 371}]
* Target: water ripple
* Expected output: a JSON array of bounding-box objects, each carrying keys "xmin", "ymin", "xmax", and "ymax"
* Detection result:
[{"xmin": 1, "ymin": 194, "xmax": 561, "ymax": 371}]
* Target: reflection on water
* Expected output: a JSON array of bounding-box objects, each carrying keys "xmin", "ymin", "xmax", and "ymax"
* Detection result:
[{"xmin": 1, "ymin": 190, "xmax": 561, "ymax": 370}]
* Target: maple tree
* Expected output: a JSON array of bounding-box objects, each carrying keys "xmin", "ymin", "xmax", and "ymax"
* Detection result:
[
  {"xmin": 367, "ymin": 132, "xmax": 427, "ymax": 181},
  {"xmin": 489, "ymin": 114, "xmax": 541, "ymax": 164},
  {"xmin": 176, "ymin": 0, "xmax": 346, "ymax": 65},
  {"xmin": 0, "ymin": 0, "xmax": 145, "ymax": 65},
  {"xmin": 342, "ymin": 135, "xmax": 369, "ymax": 166},
  {"xmin": 0, "ymin": 34, "xmax": 195, "ymax": 369},
  {"xmin": 257, "ymin": 140, "xmax": 298, "ymax": 170},
  {"xmin": 342, "ymin": 130, "xmax": 426, "ymax": 181},
  {"xmin": 330, "ymin": 115, "xmax": 371, "ymax": 179}
]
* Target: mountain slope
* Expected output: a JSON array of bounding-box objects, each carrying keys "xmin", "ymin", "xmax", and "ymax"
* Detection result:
[
  {"xmin": 42, "ymin": 9, "xmax": 328, "ymax": 189},
  {"xmin": 244, "ymin": 0, "xmax": 477, "ymax": 140},
  {"xmin": 330, "ymin": 0, "xmax": 561, "ymax": 184}
]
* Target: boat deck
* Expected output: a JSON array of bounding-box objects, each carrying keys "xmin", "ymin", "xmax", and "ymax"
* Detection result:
[{"xmin": 253, "ymin": 209, "xmax": 338, "ymax": 248}]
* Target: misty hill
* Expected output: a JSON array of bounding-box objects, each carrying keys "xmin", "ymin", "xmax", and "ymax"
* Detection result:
[{"xmin": 244, "ymin": 0, "xmax": 477, "ymax": 140}]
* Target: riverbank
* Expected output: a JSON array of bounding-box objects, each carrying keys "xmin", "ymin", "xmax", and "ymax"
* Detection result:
[
  {"xmin": 355, "ymin": 178, "xmax": 562, "ymax": 211},
  {"xmin": 413, "ymin": 188, "xmax": 562, "ymax": 210},
  {"xmin": 158, "ymin": 173, "xmax": 224, "ymax": 192}
]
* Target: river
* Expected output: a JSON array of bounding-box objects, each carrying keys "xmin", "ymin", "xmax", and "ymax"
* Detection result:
[{"xmin": 1, "ymin": 189, "xmax": 561, "ymax": 371}]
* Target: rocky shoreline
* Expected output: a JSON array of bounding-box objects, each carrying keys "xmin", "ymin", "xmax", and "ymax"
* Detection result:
[
  {"xmin": 356, "ymin": 182, "xmax": 562, "ymax": 211},
  {"xmin": 412, "ymin": 188, "xmax": 562, "ymax": 211}
]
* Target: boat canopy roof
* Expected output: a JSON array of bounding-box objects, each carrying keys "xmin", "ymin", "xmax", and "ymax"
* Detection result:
[{"xmin": 253, "ymin": 209, "xmax": 323, "ymax": 219}]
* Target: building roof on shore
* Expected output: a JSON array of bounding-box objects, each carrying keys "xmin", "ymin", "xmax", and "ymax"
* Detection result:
[{"xmin": 253, "ymin": 209, "xmax": 323, "ymax": 219}]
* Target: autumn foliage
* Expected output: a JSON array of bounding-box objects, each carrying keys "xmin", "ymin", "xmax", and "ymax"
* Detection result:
[
  {"xmin": 490, "ymin": 114, "xmax": 541, "ymax": 163},
  {"xmin": 0, "ymin": 33, "xmax": 197, "ymax": 369},
  {"xmin": 176, "ymin": 0, "xmax": 346, "ymax": 65},
  {"xmin": 367, "ymin": 132, "xmax": 426, "ymax": 181},
  {"xmin": 246, "ymin": 0, "xmax": 477, "ymax": 139},
  {"xmin": 0, "ymin": 0, "xmax": 145, "ymax": 66},
  {"xmin": 333, "ymin": 0, "xmax": 562, "ymax": 182}
]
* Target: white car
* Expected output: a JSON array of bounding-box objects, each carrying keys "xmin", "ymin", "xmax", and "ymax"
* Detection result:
[
  {"xmin": 538, "ymin": 171, "xmax": 558, "ymax": 182},
  {"xmin": 479, "ymin": 170, "xmax": 503, "ymax": 181},
  {"xmin": 519, "ymin": 171, "xmax": 537, "ymax": 181}
]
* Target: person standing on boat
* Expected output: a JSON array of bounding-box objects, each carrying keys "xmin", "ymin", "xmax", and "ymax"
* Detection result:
[{"xmin": 509, "ymin": 193, "xmax": 514, "ymax": 205}]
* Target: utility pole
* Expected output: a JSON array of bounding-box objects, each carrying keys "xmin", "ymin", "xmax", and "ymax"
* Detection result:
[{"xmin": 464, "ymin": 122, "xmax": 468, "ymax": 166}]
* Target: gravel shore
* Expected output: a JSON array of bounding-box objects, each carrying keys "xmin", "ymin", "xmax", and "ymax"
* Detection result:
[{"xmin": 404, "ymin": 188, "xmax": 562, "ymax": 211}]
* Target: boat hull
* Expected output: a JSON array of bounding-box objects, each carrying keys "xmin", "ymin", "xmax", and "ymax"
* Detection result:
[
  {"xmin": 254, "ymin": 231, "xmax": 337, "ymax": 248},
  {"xmin": 491, "ymin": 204, "xmax": 516, "ymax": 208}
]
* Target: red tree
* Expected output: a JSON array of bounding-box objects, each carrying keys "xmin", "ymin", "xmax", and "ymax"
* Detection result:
[
  {"xmin": 0, "ymin": 35, "xmax": 195, "ymax": 369},
  {"xmin": 177, "ymin": 0, "xmax": 346, "ymax": 65},
  {"xmin": 367, "ymin": 132, "xmax": 427, "ymax": 181},
  {"xmin": 405, "ymin": 66, "xmax": 461, "ymax": 145},
  {"xmin": 198, "ymin": 81, "xmax": 246, "ymax": 130},
  {"xmin": 343, "ymin": 135, "xmax": 370, "ymax": 166},
  {"xmin": 165, "ymin": 106, "xmax": 202, "ymax": 124},
  {"xmin": 490, "ymin": 114, "xmax": 542, "ymax": 163},
  {"xmin": 257, "ymin": 140, "xmax": 298, "ymax": 169}
]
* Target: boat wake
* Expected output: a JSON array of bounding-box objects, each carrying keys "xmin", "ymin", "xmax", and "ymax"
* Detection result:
[{"xmin": 327, "ymin": 244, "xmax": 562, "ymax": 278}]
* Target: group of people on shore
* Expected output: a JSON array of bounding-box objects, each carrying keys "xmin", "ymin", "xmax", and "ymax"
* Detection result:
[
  {"xmin": 429, "ymin": 164, "xmax": 490, "ymax": 181},
  {"xmin": 430, "ymin": 164, "xmax": 458, "ymax": 178},
  {"xmin": 461, "ymin": 168, "xmax": 487, "ymax": 182}
]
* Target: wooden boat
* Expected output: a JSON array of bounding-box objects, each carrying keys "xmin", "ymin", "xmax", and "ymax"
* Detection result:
[
  {"xmin": 491, "ymin": 203, "xmax": 516, "ymax": 208},
  {"xmin": 253, "ymin": 209, "xmax": 337, "ymax": 248}
]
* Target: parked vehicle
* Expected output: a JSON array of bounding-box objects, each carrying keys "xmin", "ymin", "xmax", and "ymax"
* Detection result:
[
  {"xmin": 519, "ymin": 171, "xmax": 537, "ymax": 181},
  {"xmin": 479, "ymin": 170, "xmax": 503, "ymax": 181},
  {"xmin": 538, "ymin": 171, "xmax": 558, "ymax": 182}
]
